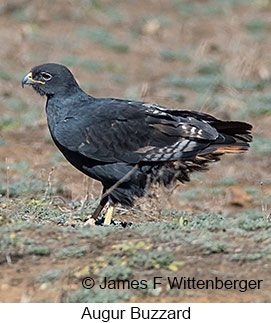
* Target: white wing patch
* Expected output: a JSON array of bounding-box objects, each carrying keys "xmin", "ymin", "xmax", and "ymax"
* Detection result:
[
  {"xmin": 143, "ymin": 139, "xmax": 198, "ymax": 161},
  {"xmin": 144, "ymin": 103, "xmax": 170, "ymax": 117}
]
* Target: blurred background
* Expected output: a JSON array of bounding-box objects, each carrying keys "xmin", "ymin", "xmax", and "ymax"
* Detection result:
[{"xmin": 0, "ymin": 0, "xmax": 271, "ymax": 302}]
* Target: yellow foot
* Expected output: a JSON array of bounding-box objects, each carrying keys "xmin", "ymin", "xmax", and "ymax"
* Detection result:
[
  {"xmin": 84, "ymin": 218, "xmax": 96, "ymax": 226},
  {"xmin": 104, "ymin": 205, "xmax": 115, "ymax": 226}
]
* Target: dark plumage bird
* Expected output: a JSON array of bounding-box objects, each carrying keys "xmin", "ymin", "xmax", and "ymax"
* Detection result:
[{"xmin": 22, "ymin": 63, "xmax": 252, "ymax": 225}]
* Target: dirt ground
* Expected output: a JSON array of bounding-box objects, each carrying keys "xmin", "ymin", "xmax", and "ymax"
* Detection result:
[{"xmin": 0, "ymin": 0, "xmax": 270, "ymax": 303}]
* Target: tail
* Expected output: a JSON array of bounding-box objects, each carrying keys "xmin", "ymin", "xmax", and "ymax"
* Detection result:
[
  {"xmin": 198, "ymin": 120, "xmax": 252, "ymax": 156},
  {"xmin": 177, "ymin": 120, "xmax": 252, "ymax": 182}
]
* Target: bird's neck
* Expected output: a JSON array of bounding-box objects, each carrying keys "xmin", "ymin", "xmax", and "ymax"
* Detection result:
[
  {"xmin": 45, "ymin": 90, "xmax": 93, "ymax": 131},
  {"xmin": 47, "ymin": 85, "xmax": 89, "ymax": 99}
]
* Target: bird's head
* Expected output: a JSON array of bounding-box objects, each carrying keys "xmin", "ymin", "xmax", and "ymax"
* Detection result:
[{"xmin": 22, "ymin": 63, "xmax": 80, "ymax": 97}]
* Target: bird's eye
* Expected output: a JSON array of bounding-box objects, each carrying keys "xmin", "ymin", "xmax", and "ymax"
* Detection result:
[{"xmin": 40, "ymin": 72, "xmax": 52, "ymax": 81}]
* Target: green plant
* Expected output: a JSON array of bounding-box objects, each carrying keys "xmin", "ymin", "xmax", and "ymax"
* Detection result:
[
  {"xmin": 37, "ymin": 268, "xmax": 64, "ymax": 283},
  {"xmin": 55, "ymin": 245, "xmax": 88, "ymax": 259},
  {"xmin": 98, "ymin": 265, "xmax": 133, "ymax": 282}
]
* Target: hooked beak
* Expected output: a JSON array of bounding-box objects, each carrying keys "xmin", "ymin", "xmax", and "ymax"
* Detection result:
[{"xmin": 22, "ymin": 72, "xmax": 45, "ymax": 88}]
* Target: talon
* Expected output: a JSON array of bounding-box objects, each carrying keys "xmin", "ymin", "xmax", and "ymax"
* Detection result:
[{"xmin": 84, "ymin": 218, "xmax": 96, "ymax": 226}]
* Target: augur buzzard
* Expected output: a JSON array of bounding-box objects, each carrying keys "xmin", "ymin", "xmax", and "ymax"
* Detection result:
[{"xmin": 22, "ymin": 63, "xmax": 252, "ymax": 225}]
